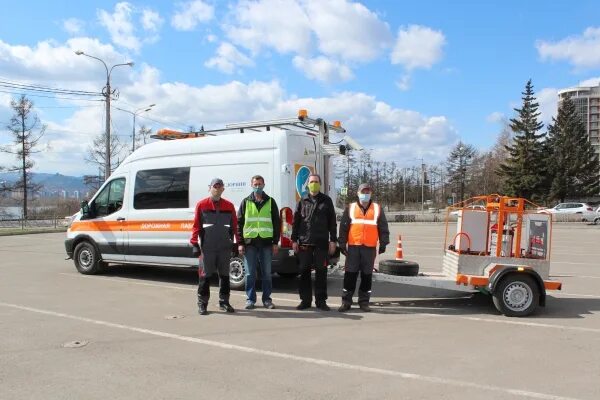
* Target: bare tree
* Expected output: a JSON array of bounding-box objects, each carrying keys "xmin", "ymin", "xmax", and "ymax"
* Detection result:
[
  {"xmin": 134, "ymin": 125, "xmax": 153, "ymax": 149},
  {"xmin": 85, "ymin": 131, "xmax": 125, "ymax": 180},
  {"xmin": 1, "ymin": 95, "xmax": 46, "ymax": 219}
]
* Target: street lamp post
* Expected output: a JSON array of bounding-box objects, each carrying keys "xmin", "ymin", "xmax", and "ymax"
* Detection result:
[
  {"xmin": 131, "ymin": 104, "xmax": 155, "ymax": 152},
  {"xmin": 75, "ymin": 50, "xmax": 133, "ymax": 181}
]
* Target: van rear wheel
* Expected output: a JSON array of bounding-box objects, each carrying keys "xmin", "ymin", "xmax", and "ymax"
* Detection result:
[
  {"xmin": 229, "ymin": 257, "xmax": 246, "ymax": 290},
  {"xmin": 73, "ymin": 241, "xmax": 105, "ymax": 275}
]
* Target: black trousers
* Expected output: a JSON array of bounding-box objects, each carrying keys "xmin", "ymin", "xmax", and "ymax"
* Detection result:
[
  {"xmin": 197, "ymin": 249, "xmax": 231, "ymax": 306},
  {"xmin": 297, "ymin": 246, "xmax": 328, "ymax": 304},
  {"xmin": 342, "ymin": 245, "xmax": 376, "ymax": 305}
]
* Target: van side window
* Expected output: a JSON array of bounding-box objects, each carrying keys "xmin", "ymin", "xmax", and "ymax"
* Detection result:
[
  {"xmin": 93, "ymin": 178, "xmax": 126, "ymax": 217},
  {"xmin": 134, "ymin": 167, "xmax": 190, "ymax": 209}
]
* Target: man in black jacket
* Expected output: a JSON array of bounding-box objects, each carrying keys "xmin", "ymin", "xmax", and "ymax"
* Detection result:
[{"xmin": 291, "ymin": 173, "xmax": 337, "ymax": 311}]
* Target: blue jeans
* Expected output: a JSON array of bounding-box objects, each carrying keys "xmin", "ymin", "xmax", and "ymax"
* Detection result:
[{"xmin": 244, "ymin": 245, "xmax": 273, "ymax": 304}]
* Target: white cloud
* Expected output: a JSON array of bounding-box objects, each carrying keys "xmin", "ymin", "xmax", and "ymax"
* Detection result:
[
  {"xmin": 205, "ymin": 42, "xmax": 254, "ymax": 74},
  {"xmin": 0, "ymin": 37, "xmax": 458, "ymax": 175},
  {"xmin": 226, "ymin": 0, "xmax": 390, "ymax": 60},
  {"xmin": 0, "ymin": 37, "xmax": 128, "ymax": 84},
  {"xmin": 304, "ymin": 0, "xmax": 392, "ymax": 62},
  {"xmin": 292, "ymin": 56, "xmax": 354, "ymax": 83},
  {"xmin": 486, "ymin": 112, "xmax": 505, "ymax": 124},
  {"xmin": 171, "ymin": 0, "xmax": 214, "ymax": 31},
  {"xmin": 141, "ymin": 9, "xmax": 163, "ymax": 32},
  {"xmin": 226, "ymin": 0, "xmax": 312, "ymax": 54},
  {"xmin": 537, "ymin": 87, "xmax": 558, "ymax": 126},
  {"xmin": 62, "ymin": 18, "xmax": 85, "ymax": 35},
  {"xmin": 537, "ymin": 27, "xmax": 600, "ymax": 69},
  {"xmin": 222, "ymin": 0, "xmax": 391, "ymax": 79},
  {"xmin": 206, "ymin": 34, "xmax": 217, "ymax": 43},
  {"xmin": 578, "ymin": 77, "xmax": 600, "ymax": 87},
  {"xmin": 97, "ymin": 2, "xmax": 141, "ymax": 51},
  {"xmin": 391, "ymin": 25, "xmax": 446, "ymax": 70}
]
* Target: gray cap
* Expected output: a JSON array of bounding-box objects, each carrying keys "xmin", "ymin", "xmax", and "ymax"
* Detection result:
[
  {"xmin": 210, "ymin": 178, "xmax": 224, "ymax": 186},
  {"xmin": 357, "ymin": 183, "xmax": 372, "ymax": 192}
]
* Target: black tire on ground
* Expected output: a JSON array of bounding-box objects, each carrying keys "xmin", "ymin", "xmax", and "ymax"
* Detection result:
[
  {"xmin": 73, "ymin": 241, "xmax": 105, "ymax": 275},
  {"xmin": 277, "ymin": 272, "xmax": 299, "ymax": 278},
  {"xmin": 229, "ymin": 257, "xmax": 246, "ymax": 290},
  {"xmin": 594, "ymin": 217, "xmax": 600, "ymax": 225},
  {"xmin": 378, "ymin": 259, "xmax": 419, "ymax": 276},
  {"xmin": 492, "ymin": 274, "xmax": 539, "ymax": 317}
]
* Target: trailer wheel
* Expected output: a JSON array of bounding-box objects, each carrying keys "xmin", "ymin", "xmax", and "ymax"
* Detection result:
[
  {"xmin": 378, "ymin": 259, "xmax": 419, "ymax": 276},
  {"xmin": 229, "ymin": 256, "xmax": 246, "ymax": 291},
  {"xmin": 73, "ymin": 241, "xmax": 105, "ymax": 275},
  {"xmin": 492, "ymin": 274, "xmax": 539, "ymax": 317}
]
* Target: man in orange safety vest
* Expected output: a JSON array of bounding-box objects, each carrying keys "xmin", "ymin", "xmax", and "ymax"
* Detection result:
[{"xmin": 337, "ymin": 182, "xmax": 390, "ymax": 312}]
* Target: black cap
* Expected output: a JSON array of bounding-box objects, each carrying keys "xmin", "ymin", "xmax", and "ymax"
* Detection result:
[{"xmin": 210, "ymin": 178, "xmax": 224, "ymax": 186}]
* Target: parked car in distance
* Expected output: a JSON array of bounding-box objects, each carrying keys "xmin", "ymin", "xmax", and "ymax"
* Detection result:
[
  {"xmin": 540, "ymin": 202, "xmax": 596, "ymax": 222},
  {"xmin": 593, "ymin": 206, "xmax": 600, "ymax": 225}
]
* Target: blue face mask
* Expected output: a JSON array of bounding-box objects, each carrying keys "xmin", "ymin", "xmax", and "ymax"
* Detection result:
[
  {"xmin": 358, "ymin": 193, "xmax": 371, "ymax": 202},
  {"xmin": 253, "ymin": 187, "xmax": 263, "ymax": 194}
]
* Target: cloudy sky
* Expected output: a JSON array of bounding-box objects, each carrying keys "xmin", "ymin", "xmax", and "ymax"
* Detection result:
[{"xmin": 1, "ymin": 0, "xmax": 600, "ymax": 175}]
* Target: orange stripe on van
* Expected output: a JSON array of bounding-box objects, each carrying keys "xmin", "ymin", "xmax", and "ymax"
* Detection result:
[{"xmin": 70, "ymin": 220, "xmax": 194, "ymax": 232}]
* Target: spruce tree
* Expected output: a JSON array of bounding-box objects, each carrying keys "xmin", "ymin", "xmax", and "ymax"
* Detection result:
[
  {"xmin": 545, "ymin": 96, "xmax": 600, "ymax": 202},
  {"xmin": 498, "ymin": 80, "xmax": 546, "ymax": 200}
]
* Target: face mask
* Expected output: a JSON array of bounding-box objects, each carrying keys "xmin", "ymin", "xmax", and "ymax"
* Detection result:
[
  {"xmin": 252, "ymin": 187, "xmax": 263, "ymax": 194},
  {"xmin": 358, "ymin": 193, "xmax": 371, "ymax": 203},
  {"xmin": 307, "ymin": 182, "xmax": 320, "ymax": 193}
]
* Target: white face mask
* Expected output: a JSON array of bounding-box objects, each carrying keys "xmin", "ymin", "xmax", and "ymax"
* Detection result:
[{"xmin": 358, "ymin": 193, "xmax": 371, "ymax": 202}]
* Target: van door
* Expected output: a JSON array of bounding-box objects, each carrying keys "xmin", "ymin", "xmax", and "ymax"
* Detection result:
[
  {"xmin": 83, "ymin": 177, "xmax": 127, "ymax": 261},
  {"xmin": 126, "ymin": 166, "xmax": 194, "ymax": 266}
]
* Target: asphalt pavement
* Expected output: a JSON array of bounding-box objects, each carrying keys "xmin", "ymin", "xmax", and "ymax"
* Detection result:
[{"xmin": 1, "ymin": 223, "xmax": 599, "ymax": 400}]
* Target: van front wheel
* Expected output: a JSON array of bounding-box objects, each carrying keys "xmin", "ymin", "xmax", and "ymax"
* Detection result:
[
  {"xmin": 73, "ymin": 241, "xmax": 105, "ymax": 275},
  {"xmin": 229, "ymin": 257, "xmax": 246, "ymax": 290}
]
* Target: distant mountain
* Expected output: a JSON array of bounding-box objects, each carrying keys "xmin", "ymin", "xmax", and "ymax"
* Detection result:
[{"xmin": 0, "ymin": 172, "xmax": 86, "ymax": 192}]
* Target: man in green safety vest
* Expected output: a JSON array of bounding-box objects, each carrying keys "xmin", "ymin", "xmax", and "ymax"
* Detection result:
[{"xmin": 237, "ymin": 175, "xmax": 281, "ymax": 309}]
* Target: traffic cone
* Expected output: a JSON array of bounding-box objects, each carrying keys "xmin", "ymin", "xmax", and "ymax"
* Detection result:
[{"xmin": 395, "ymin": 234, "xmax": 404, "ymax": 260}]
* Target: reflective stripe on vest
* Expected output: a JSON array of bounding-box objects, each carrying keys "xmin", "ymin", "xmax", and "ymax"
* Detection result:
[
  {"xmin": 348, "ymin": 202, "xmax": 380, "ymax": 247},
  {"xmin": 243, "ymin": 198, "xmax": 274, "ymax": 238}
]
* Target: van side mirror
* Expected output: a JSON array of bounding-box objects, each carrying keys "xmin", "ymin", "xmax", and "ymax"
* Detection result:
[{"xmin": 80, "ymin": 200, "xmax": 90, "ymax": 216}]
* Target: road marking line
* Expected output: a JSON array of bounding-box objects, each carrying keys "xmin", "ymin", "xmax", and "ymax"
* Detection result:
[
  {"xmin": 551, "ymin": 275, "xmax": 600, "ymax": 279},
  {"xmin": 59, "ymin": 273, "xmax": 600, "ymax": 333},
  {"xmin": 552, "ymin": 261, "xmax": 598, "ymax": 266},
  {"xmin": 453, "ymin": 315, "xmax": 600, "ymax": 333},
  {"xmin": 553, "ymin": 292, "xmax": 600, "ymax": 299},
  {"xmin": 0, "ymin": 301, "xmax": 584, "ymax": 400}
]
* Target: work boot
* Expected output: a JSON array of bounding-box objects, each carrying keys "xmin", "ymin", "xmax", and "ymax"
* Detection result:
[
  {"xmin": 198, "ymin": 303, "xmax": 208, "ymax": 316},
  {"xmin": 316, "ymin": 302, "xmax": 330, "ymax": 311},
  {"xmin": 219, "ymin": 302, "xmax": 235, "ymax": 313},
  {"xmin": 296, "ymin": 302, "xmax": 311, "ymax": 310},
  {"xmin": 338, "ymin": 303, "xmax": 351, "ymax": 312},
  {"xmin": 359, "ymin": 303, "xmax": 372, "ymax": 312}
]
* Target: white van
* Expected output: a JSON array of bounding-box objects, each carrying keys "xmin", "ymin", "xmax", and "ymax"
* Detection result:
[{"xmin": 65, "ymin": 112, "xmax": 346, "ymax": 289}]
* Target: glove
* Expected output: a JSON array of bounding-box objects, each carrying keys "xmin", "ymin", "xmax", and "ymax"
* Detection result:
[
  {"xmin": 378, "ymin": 245, "xmax": 386, "ymax": 255},
  {"xmin": 192, "ymin": 245, "xmax": 201, "ymax": 257},
  {"xmin": 339, "ymin": 244, "xmax": 348, "ymax": 256}
]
